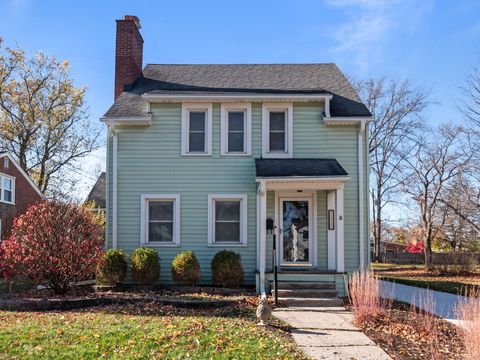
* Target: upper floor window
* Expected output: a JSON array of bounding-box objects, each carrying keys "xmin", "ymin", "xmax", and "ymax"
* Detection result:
[
  {"xmin": 140, "ymin": 194, "xmax": 180, "ymax": 246},
  {"xmin": 3, "ymin": 157, "xmax": 9, "ymax": 168},
  {"xmin": 0, "ymin": 174, "xmax": 14, "ymax": 204},
  {"xmin": 181, "ymin": 103, "xmax": 212, "ymax": 156},
  {"xmin": 262, "ymin": 103, "xmax": 293, "ymax": 158},
  {"xmin": 220, "ymin": 103, "xmax": 252, "ymax": 156}
]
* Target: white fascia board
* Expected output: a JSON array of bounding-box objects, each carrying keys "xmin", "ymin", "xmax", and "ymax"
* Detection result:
[
  {"xmin": 142, "ymin": 93, "xmax": 333, "ymax": 103},
  {"xmin": 100, "ymin": 115, "xmax": 152, "ymax": 126},
  {"xmin": 255, "ymin": 176, "xmax": 351, "ymax": 182},
  {"xmin": 323, "ymin": 116, "xmax": 374, "ymax": 126}
]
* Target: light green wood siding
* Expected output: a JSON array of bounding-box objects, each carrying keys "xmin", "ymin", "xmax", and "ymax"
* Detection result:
[{"xmin": 106, "ymin": 101, "xmax": 368, "ymax": 285}]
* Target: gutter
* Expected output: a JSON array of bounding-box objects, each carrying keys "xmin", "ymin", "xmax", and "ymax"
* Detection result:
[{"xmin": 142, "ymin": 93, "xmax": 333, "ymax": 105}]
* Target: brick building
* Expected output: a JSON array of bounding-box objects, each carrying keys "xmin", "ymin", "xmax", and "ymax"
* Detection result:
[{"xmin": 0, "ymin": 152, "xmax": 44, "ymax": 240}]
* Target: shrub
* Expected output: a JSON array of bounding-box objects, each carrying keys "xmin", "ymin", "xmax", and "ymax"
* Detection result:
[
  {"xmin": 131, "ymin": 247, "xmax": 160, "ymax": 284},
  {"xmin": 211, "ymin": 250, "xmax": 244, "ymax": 288},
  {"xmin": 96, "ymin": 249, "xmax": 128, "ymax": 286},
  {"xmin": 406, "ymin": 241, "xmax": 424, "ymax": 254},
  {"xmin": 349, "ymin": 271, "xmax": 390, "ymax": 326},
  {"xmin": 0, "ymin": 201, "xmax": 104, "ymax": 295},
  {"xmin": 171, "ymin": 251, "xmax": 201, "ymax": 285},
  {"xmin": 457, "ymin": 289, "xmax": 480, "ymax": 360}
]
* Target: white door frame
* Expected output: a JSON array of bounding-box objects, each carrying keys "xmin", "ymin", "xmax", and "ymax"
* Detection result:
[{"xmin": 275, "ymin": 190, "xmax": 317, "ymax": 267}]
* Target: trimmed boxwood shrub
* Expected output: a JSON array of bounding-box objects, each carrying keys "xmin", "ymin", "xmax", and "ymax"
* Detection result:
[
  {"xmin": 96, "ymin": 249, "xmax": 128, "ymax": 285},
  {"xmin": 171, "ymin": 251, "xmax": 201, "ymax": 285},
  {"xmin": 131, "ymin": 247, "xmax": 160, "ymax": 284},
  {"xmin": 211, "ymin": 250, "xmax": 244, "ymax": 288}
]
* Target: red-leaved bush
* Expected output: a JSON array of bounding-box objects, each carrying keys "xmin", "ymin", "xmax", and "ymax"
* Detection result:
[
  {"xmin": 0, "ymin": 201, "xmax": 104, "ymax": 295},
  {"xmin": 406, "ymin": 241, "xmax": 425, "ymax": 253}
]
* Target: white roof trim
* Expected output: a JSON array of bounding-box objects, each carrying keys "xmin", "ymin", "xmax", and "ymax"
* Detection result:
[
  {"xmin": 142, "ymin": 93, "xmax": 333, "ymax": 103},
  {"xmin": 323, "ymin": 116, "xmax": 374, "ymax": 126},
  {"xmin": 100, "ymin": 115, "xmax": 152, "ymax": 126},
  {"xmin": 0, "ymin": 152, "xmax": 45, "ymax": 199},
  {"xmin": 256, "ymin": 176, "xmax": 350, "ymax": 182}
]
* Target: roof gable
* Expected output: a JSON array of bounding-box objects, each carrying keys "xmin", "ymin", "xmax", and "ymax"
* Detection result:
[
  {"xmin": 85, "ymin": 172, "xmax": 106, "ymax": 208},
  {"xmin": 0, "ymin": 152, "xmax": 45, "ymax": 199}
]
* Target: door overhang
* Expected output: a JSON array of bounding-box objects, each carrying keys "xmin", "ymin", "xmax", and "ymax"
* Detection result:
[{"xmin": 256, "ymin": 176, "xmax": 349, "ymax": 191}]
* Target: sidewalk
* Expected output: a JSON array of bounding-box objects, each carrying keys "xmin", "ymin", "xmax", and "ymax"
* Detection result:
[
  {"xmin": 273, "ymin": 305, "xmax": 392, "ymax": 360},
  {"xmin": 379, "ymin": 280, "xmax": 466, "ymax": 326}
]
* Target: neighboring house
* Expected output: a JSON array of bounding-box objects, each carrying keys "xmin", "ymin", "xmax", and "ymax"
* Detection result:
[
  {"xmin": 85, "ymin": 172, "xmax": 106, "ymax": 211},
  {"xmin": 0, "ymin": 152, "xmax": 44, "ymax": 241},
  {"xmin": 101, "ymin": 16, "xmax": 372, "ymax": 297},
  {"xmin": 381, "ymin": 241, "xmax": 406, "ymax": 253}
]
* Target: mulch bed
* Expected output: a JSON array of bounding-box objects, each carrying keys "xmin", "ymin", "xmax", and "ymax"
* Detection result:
[
  {"xmin": 0, "ymin": 286, "xmax": 254, "ymax": 312},
  {"xmin": 344, "ymin": 300, "xmax": 465, "ymax": 360}
]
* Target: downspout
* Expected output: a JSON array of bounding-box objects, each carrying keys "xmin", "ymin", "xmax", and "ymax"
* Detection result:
[
  {"xmin": 258, "ymin": 181, "xmax": 267, "ymax": 298},
  {"xmin": 108, "ymin": 124, "xmax": 118, "ymax": 250},
  {"xmin": 358, "ymin": 120, "xmax": 366, "ymax": 268}
]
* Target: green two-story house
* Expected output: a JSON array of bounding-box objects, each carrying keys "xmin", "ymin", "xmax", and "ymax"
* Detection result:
[{"xmin": 102, "ymin": 16, "xmax": 372, "ymax": 299}]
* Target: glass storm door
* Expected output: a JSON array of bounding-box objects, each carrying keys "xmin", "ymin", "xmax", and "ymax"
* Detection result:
[{"xmin": 280, "ymin": 198, "xmax": 313, "ymax": 266}]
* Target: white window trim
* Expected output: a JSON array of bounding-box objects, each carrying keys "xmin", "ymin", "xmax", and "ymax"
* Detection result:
[
  {"xmin": 262, "ymin": 103, "xmax": 293, "ymax": 158},
  {"xmin": 0, "ymin": 173, "xmax": 15, "ymax": 205},
  {"xmin": 181, "ymin": 103, "xmax": 213, "ymax": 156},
  {"xmin": 220, "ymin": 103, "xmax": 252, "ymax": 156},
  {"xmin": 208, "ymin": 194, "xmax": 248, "ymax": 247},
  {"xmin": 140, "ymin": 194, "xmax": 180, "ymax": 247}
]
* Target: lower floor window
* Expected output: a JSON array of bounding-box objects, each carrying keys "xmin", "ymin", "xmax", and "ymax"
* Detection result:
[
  {"xmin": 208, "ymin": 194, "xmax": 247, "ymax": 245},
  {"xmin": 141, "ymin": 195, "xmax": 180, "ymax": 245}
]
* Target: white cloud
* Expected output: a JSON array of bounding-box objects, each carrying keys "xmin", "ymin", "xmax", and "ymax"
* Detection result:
[{"xmin": 326, "ymin": 0, "xmax": 432, "ymax": 70}]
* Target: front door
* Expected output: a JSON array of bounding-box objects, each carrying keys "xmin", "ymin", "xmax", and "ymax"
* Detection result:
[{"xmin": 279, "ymin": 197, "xmax": 313, "ymax": 266}]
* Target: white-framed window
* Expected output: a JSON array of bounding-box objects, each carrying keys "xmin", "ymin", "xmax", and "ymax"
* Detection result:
[
  {"xmin": 181, "ymin": 103, "xmax": 212, "ymax": 156},
  {"xmin": 3, "ymin": 157, "xmax": 9, "ymax": 168},
  {"xmin": 208, "ymin": 194, "xmax": 247, "ymax": 246},
  {"xmin": 262, "ymin": 103, "xmax": 293, "ymax": 158},
  {"xmin": 220, "ymin": 103, "xmax": 252, "ymax": 156},
  {"xmin": 0, "ymin": 173, "xmax": 15, "ymax": 204},
  {"xmin": 140, "ymin": 194, "xmax": 180, "ymax": 246}
]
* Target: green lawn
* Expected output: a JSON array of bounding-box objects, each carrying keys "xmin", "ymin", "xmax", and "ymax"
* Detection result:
[
  {"xmin": 378, "ymin": 276, "xmax": 476, "ymax": 295},
  {"xmin": 0, "ymin": 304, "xmax": 305, "ymax": 359},
  {"xmin": 371, "ymin": 263, "xmax": 480, "ymax": 295}
]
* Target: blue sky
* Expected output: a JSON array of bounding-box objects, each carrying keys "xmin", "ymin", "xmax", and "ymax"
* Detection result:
[{"xmin": 1, "ymin": 0, "xmax": 479, "ymax": 199}]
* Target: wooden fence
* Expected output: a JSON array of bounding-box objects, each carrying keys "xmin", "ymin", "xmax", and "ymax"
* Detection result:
[{"xmin": 376, "ymin": 252, "xmax": 480, "ymax": 265}]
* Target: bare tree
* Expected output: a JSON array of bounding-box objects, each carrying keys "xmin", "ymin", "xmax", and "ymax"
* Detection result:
[
  {"xmin": 461, "ymin": 62, "xmax": 480, "ymax": 127},
  {"xmin": 355, "ymin": 78, "xmax": 428, "ymax": 261},
  {"xmin": 0, "ymin": 41, "xmax": 100, "ymax": 196},
  {"xmin": 403, "ymin": 125, "xmax": 474, "ymax": 268}
]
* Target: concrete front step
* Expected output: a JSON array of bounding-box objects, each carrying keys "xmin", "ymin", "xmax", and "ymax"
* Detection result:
[
  {"xmin": 275, "ymin": 288, "xmax": 338, "ymax": 298},
  {"xmin": 279, "ymin": 297, "xmax": 341, "ymax": 307},
  {"xmin": 276, "ymin": 281, "xmax": 336, "ymax": 290}
]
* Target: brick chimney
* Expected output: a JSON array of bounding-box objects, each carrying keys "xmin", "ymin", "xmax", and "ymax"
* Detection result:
[{"xmin": 114, "ymin": 15, "xmax": 143, "ymax": 100}]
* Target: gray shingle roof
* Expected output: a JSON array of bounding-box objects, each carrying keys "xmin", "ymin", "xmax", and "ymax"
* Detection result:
[
  {"xmin": 255, "ymin": 158, "xmax": 348, "ymax": 178},
  {"xmin": 85, "ymin": 172, "xmax": 106, "ymax": 208},
  {"xmin": 104, "ymin": 64, "xmax": 371, "ymax": 118}
]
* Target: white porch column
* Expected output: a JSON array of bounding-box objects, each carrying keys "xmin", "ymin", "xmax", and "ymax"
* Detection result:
[
  {"xmin": 336, "ymin": 186, "xmax": 345, "ymax": 273},
  {"xmin": 258, "ymin": 181, "xmax": 267, "ymax": 297},
  {"xmin": 327, "ymin": 191, "xmax": 336, "ymax": 270}
]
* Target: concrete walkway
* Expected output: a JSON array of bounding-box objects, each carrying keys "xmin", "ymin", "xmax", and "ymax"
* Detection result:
[
  {"xmin": 273, "ymin": 305, "xmax": 392, "ymax": 360},
  {"xmin": 379, "ymin": 280, "xmax": 467, "ymax": 325}
]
